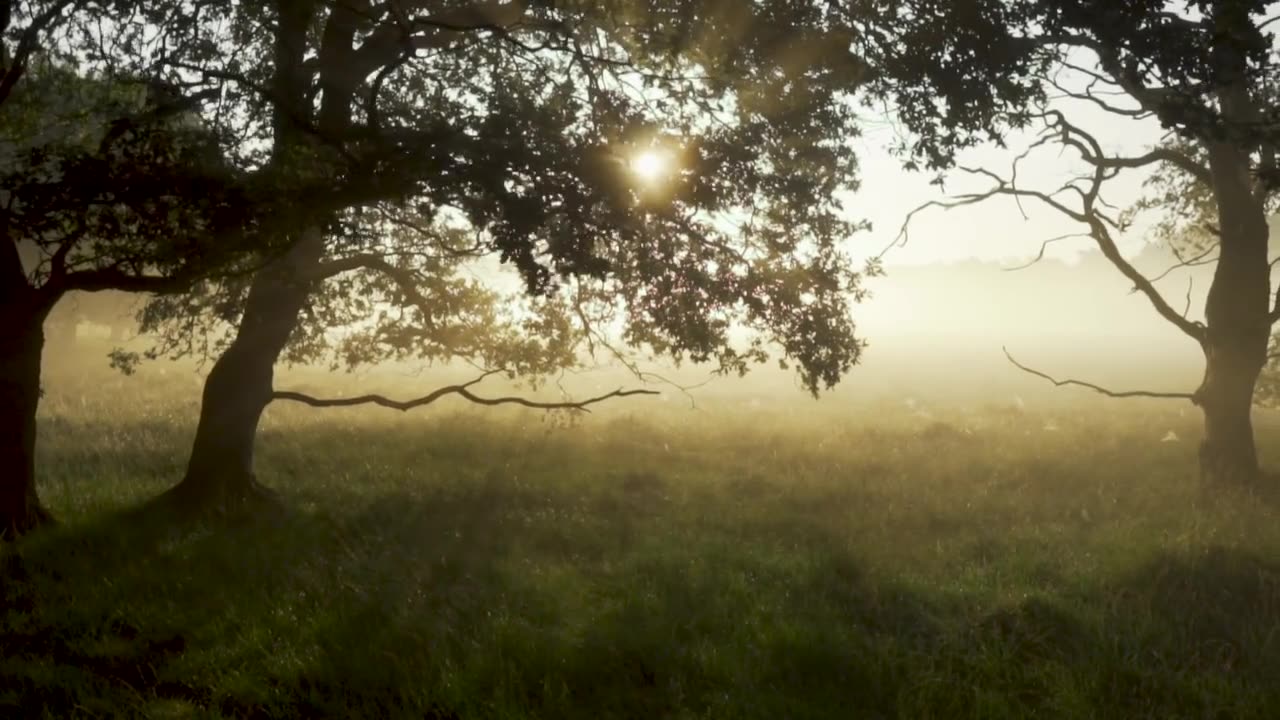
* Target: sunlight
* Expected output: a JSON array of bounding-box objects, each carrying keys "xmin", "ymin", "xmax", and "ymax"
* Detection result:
[{"xmin": 630, "ymin": 148, "xmax": 673, "ymax": 186}]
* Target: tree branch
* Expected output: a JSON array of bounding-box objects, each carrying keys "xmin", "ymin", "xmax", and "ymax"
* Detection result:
[
  {"xmin": 309, "ymin": 251, "xmax": 439, "ymax": 322},
  {"xmin": 947, "ymin": 112, "xmax": 1209, "ymax": 344},
  {"xmin": 1099, "ymin": 147, "xmax": 1213, "ymax": 186},
  {"xmin": 1004, "ymin": 347, "xmax": 1194, "ymax": 401},
  {"xmin": 272, "ymin": 373, "xmax": 659, "ymax": 413},
  {"xmin": 1003, "ymin": 232, "xmax": 1090, "ymax": 271},
  {"xmin": 1148, "ymin": 242, "xmax": 1218, "ymax": 284},
  {"xmin": 57, "ymin": 265, "xmax": 197, "ymax": 295}
]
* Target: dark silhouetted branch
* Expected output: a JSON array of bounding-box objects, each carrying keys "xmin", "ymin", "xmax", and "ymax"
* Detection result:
[
  {"xmin": 58, "ymin": 265, "xmax": 198, "ymax": 295},
  {"xmin": 272, "ymin": 372, "xmax": 658, "ymax": 413},
  {"xmin": 1004, "ymin": 347, "xmax": 1194, "ymax": 401},
  {"xmin": 1003, "ymin": 233, "xmax": 1090, "ymax": 271},
  {"xmin": 957, "ymin": 113, "xmax": 1208, "ymax": 344},
  {"xmin": 1149, "ymin": 242, "xmax": 1218, "ymax": 284},
  {"xmin": 1092, "ymin": 147, "xmax": 1212, "ymax": 185}
]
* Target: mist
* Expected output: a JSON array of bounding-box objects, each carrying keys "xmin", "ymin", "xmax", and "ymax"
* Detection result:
[
  {"xmin": 39, "ymin": 240, "xmax": 1219, "ymax": 414},
  {"xmin": 10, "ymin": 2, "xmax": 1280, "ymax": 717}
]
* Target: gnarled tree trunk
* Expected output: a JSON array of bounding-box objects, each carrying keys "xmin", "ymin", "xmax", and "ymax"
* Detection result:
[
  {"xmin": 1196, "ymin": 141, "xmax": 1272, "ymax": 486},
  {"xmin": 160, "ymin": 0, "xmax": 357, "ymax": 517},
  {"xmin": 162, "ymin": 227, "xmax": 325, "ymax": 514}
]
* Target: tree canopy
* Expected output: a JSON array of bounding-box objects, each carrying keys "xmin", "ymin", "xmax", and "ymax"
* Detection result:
[{"xmin": 119, "ymin": 0, "xmax": 875, "ymax": 395}]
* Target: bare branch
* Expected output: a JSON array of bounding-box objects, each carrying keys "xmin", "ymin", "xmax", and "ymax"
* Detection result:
[
  {"xmin": 969, "ymin": 112, "xmax": 1207, "ymax": 344},
  {"xmin": 878, "ymin": 193, "xmax": 996, "ymax": 260},
  {"xmin": 569, "ymin": 283, "xmax": 712, "ymax": 408},
  {"xmin": 45, "ymin": 220, "xmax": 89, "ymax": 284},
  {"xmin": 1148, "ymin": 242, "xmax": 1218, "ymax": 284},
  {"xmin": 1096, "ymin": 147, "xmax": 1213, "ymax": 186},
  {"xmin": 1004, "ymin": 347, "xmax": 1194, "ymax": 401},
  {"xmin": 272, "ymin": 373, "xmax": 659, "ymax": 413},
  {"xmin": 1003, "ymin": 232, "xmax": 1090, "ymax": 271},
  {"xmin": 1044, "ymin": 70, "xmax": 1151, "ymax": 119},
  {"xmin": 1082, "ymin": 216, "xmax": 1205, "ymax": 343},
  {"xmin": 56, "ymin": 265, "xmax": 197, "ymax": 295}
]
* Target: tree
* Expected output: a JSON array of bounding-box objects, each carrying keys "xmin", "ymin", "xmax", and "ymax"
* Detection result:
[
  {"xmin": 0, "ymin": 1, "xmax": 271, "ymax": 538},
  {"xmin": 852, "ymin": 0, "xmax": 1280, "ymax": 486},
  {"xmin": 109, "ymin": 0, "xmax": 872, "ymax": 515}
]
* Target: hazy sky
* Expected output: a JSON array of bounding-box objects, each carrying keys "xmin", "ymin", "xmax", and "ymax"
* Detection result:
[
  {"xmin": 822, "ymin": 95, "xmax": 1217, "ymax": 396},
  {"xmin": 845, "ymin": 97, "xmax": 1169, "ymax": 268}
]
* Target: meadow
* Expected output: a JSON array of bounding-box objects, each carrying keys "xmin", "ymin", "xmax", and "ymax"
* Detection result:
[{"xmin": 4, "ymin": 359, "xmax": 1280, "ymax": 719}]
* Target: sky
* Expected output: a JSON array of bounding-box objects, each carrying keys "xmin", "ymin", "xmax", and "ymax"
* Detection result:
[
  {"xmin": 806, "ymin": 96, "xmax": 1220, "ymax": 401},
  {"xmin": 843, "ymin": 98, "xmax": 1171, "ymax": 268}
]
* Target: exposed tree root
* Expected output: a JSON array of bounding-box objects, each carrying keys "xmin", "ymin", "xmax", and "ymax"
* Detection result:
[{"xmin": 143, "ymin": 471, "xmax": 286, "ymax": 526}]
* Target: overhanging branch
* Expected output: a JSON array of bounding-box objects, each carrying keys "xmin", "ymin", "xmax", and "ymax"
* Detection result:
[
  {"xmin": 1004, "ymin": 347, "xmax": 1195, "ymax": 401},
  {"xmin": 272, "ymin": 371, "xmax": 659, "ymax": 413},
  {"xmin": 56, "ymin": 265, "xmax": 198, "ymax": 295}
]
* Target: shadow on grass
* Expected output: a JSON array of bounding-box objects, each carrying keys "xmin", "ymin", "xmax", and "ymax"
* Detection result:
[
  {"xmin": 3, "ymin": 487, "xmax": 1280, "ymax": 718},
  {"xmin": 1085, "ymin": 547, "xmax": 1280, "ymax": 718},
  {"xmin": 0, "ymin": 493, "xmax": 492, "ymax": 718}
]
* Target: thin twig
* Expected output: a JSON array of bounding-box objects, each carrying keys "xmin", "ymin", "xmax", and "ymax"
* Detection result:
[
  {"xmin": 1148, "ymin": 242, "xmax": 1218, "ymax": 284},
  {"xmin": 1003, "ymin": 233, "xmax": 1090, "ymax": 271},
  {"xmin": 1003, "ymin": 347, "xmax": 1194, "ymax": 401}
]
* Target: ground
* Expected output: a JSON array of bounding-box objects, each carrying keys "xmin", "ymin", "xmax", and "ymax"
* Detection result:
[{"xmin": 3, "ymin": 363, "xmax": 1280, "ymax": 718}]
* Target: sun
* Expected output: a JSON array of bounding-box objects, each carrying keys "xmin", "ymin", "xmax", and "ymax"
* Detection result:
[{"xmin": 630, "ymin": 148, "xmax": 673, "ymax": 185}]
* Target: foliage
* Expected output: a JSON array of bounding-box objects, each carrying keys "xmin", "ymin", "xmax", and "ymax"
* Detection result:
[
  {"xmin": 0, "ymin": 60, "xmax": 253, "ymax": 296},
  {"xmin": 853, "ymin": 1, "xmax": 1280, "ymax": 166},
  {"xmin": 119, "ymin": 1, "xmax": 873, "ymax": 394},
  {"xmin": 0, "ymin": 1, "xmax": 278, "ymax": 308}
]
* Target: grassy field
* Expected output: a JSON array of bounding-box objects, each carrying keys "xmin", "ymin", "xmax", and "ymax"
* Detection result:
[{"xmin": 4, "ymin": 363, "xmax": 1280, "ymax": 718}]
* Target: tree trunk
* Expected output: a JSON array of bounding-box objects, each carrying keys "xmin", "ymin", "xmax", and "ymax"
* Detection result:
[
  {"xmin": 1197, "ymin": 141, "xmax": 1272, "ymax": 486},
  {"xmin": 162, "ymin": 227, "xmax": 325, "ymax": 514},
  {"xmin": 1197, "ymin": 342, "xmax": 1263, "ymax": 485},
  {"xmin": 0, "ymin": 299, "xmax": 53, "ymax": 540},
  {"xmin": 158, "ymin": 1, "xmax": 334, "ymax": 517}
]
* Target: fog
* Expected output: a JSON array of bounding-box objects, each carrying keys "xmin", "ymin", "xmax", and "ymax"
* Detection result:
[{"xmin": 42, "ymin": 236, "xmax": 1233, "ymax": 419}]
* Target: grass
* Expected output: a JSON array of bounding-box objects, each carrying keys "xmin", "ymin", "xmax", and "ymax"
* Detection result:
[{"xmin": 5, "ymin": 364, "xmax": 1280, "ymax": 718}]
